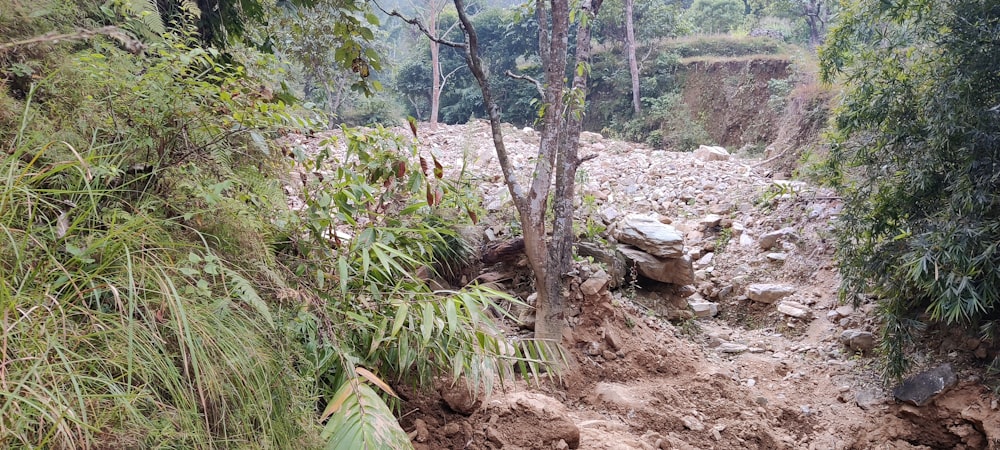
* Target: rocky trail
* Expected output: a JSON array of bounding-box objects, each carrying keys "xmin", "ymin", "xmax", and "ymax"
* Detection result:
[{"xmin": 285, "ymin": 122, "xmax": 1000, "ymax": 449}]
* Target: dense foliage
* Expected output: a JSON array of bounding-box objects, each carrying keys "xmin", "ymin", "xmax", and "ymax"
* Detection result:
[
  {"xmin": 821, "ymin": 0, "xmax": 1000, "ymax": 377},
  {"xmin": 0, "ymin": 1, "xmax": 551, "ymax": 448}
]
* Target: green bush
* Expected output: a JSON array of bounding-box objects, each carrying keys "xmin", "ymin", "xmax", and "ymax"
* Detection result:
[{"xmin": 822, "ymin": 0, "xmax": 1000, "ymax": 378}]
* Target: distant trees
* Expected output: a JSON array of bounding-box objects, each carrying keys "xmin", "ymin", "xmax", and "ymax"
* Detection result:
[{"xmin": 821, "ymin": 0, "xmax": 1000, "ymax": 377}]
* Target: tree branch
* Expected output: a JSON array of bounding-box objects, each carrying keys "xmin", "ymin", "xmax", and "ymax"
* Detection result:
[
  {"xmin": 374, "ymin": 1, "xmax": 466, "ymax": 49},
  {"xmin": 452, "ymin": 0, "xmax": 526, "ymax": 208},
  {"xmin": 0, "ymin": 26, "xmax": 144, "ymax": 54},
  {"xmin": 504, "ymin": 70, "xmax": 544, "ymax": 97}
]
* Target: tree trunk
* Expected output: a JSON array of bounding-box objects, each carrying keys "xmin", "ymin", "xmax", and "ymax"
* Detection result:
[
  {"xmin": 429, "ymin": 5, "xmax": 441, "ymax": 130},
  {"xmin": 804, "ymin": 0, "xmax": 825, "ymax": 48},
  {"xmin": 624, "ymin": 0, "xmax": 641, "ymax": 114},
  {"xmin": 452, "ymin": 0, "xmax": 601, "ymax": 343}
]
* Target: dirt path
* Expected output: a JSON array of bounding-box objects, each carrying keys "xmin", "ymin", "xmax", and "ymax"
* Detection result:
[{"xmin": 285, "ymin": 122, "xmax": 999, "ymax": 449}]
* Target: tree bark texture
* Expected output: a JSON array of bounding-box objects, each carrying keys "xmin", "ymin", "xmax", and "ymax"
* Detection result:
[
  {"xmin": 624, "ymin": 0, "xmax": 641, "ymax": 114},
  {"xmin": 429, "ymin": 1, "xmax": 441, "ymax": 130}
]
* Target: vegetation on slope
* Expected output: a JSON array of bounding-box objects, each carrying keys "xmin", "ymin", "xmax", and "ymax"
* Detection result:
[
  {"xmin": 0, "ymin": 1, "xmax": 551, "ymax": 448},
  {"xmin": 822, "ymin": 0, "xmax": 1000, "ymax": 378}
]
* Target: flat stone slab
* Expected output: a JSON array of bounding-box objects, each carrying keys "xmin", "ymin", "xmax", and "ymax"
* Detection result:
[
  {"xmin": 892, "ymin": 364, "xmax": 957, "ymax": 406},
  {"xmin": 612, "ymin": 214, "xmax": 684, "ymax": 258},
  {"xmin": 746, "ymin": 283, "xmax": 796, "ymax": 304}
]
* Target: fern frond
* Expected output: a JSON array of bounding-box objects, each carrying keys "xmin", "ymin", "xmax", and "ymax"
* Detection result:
[
  {"xmin": 223, "ymin": 267, "xmax": 275, "ymax": 328},
  {"xmin": 120, "ymin": 0, "xmax": 166, "ymax": 39}
]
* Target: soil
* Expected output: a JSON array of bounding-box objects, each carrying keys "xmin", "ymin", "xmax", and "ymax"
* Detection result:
[{"xmin": 283, "ymin": 121, "xmax": 1000, "ymax": 449}]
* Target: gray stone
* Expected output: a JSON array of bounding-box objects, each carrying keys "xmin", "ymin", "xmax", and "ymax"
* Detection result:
[
  {"xmin": 746, "ymin": 284, "xmax": 796, "ymax": 304},
  {"xmin": 758, "ymin": 227, "xmax": 797, "ymax": 251},
  {"xmin": 892, "ymin": 364, "xmax": 957, "ymax": 406},
  {"xmin": 718, "ymin": 343, "xmax": 748, "ymax": 354},
  {"xmin": 689, "ymin": 300, "xmax": 719, "ymax": 318},
  {"xmin": 699, "ymin": 214, "xmax": 722, "ymax": 229},
  {"xmin": 840, "ymin": 329, "xmax": 876, "ymax": 352},
  {"xmin": 612, "ymin": 214, "xmax": 685, "ymax": 258},
  {"xmin": 694, "ymin": 145, "xmax": 730, "ymax": 162},
  {"xmin": 681, "ymin": 415, "xmax": 705, "ymax": 431},
  {"xmin": 776, "ymin": 300, "xmax": 810, "ymax": 319},
  {"xmin": 765, "ymin": 252, "xmax": 787, "ymax": 262},
  {"xmin": 618, "ymin": 245, "xmax": 695, "ymax": 286}
]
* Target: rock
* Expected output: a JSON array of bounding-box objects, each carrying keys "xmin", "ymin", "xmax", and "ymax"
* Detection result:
[
  {"xmin": 765, "ymin": 252, "xmax": 787, "ymax": 262},
  {"xmin": 612, "ymin": 214, "xmax": 685, "ymax": 258},
  {"xmin": 493, "ymin": 392, "xmax": 581, "ymax": 448},
  {"xmin": 854, "ymin": 388, "xmax": 881, "ymax": 411},
  {"xmin": 689, "ymin": 300, "xmax": 719, "ymax": 318},
  {"xmin": 738, "ymin": 233, "xmax": 754, "ymax": 247},
  {"xmin": 580, "ymin": 270, "xmax": 610, "ymax": 297},
  {"xmin": 699, "ymin": 214, "xmax": 722, "ymax": 229},
  {"xmin": 439, "ymin": 378, "xmax": 480, "ymax": 415},
  {"xmin": 695, "ymin": 252, "xmax": 714, "ymax": 267},
  {"xmin": 892, "ymin": 364, "xmax": 957, "ymax": 406},
  {"xmin": 840, "ymin": 329, "xmax": 876, "ymax": 352},
  {"xmin": 746, "ymin": 284, "xmax": 796, "ymax": 304},
  {"xmin": 618, "ymin": 245, "xmax": 695, "ymax": 286},
  {"xmin": 410, "ymin": 418, "xmax": 430, "ymax": 443},
  {"xmin": 694, "ymin": 145, "xmax": 730, "ymax": 162},
  {"xmin": 681, "ymin": 415, "xmax": 705, "ymax": 431},
  {"xmin": 836, "ymin": 305, "xmax": 855, "ymax": 317},
  {"xmin": 776, "ymin": 300, "xmax": 810, "ymax": 319},
  {"xmin": 604, "ymin": 325, "xmax": 624, "ymax": 351},
  {"xmin": 758, "ymin": 227, "xmax": 797, "ymax": 251},
  {"xmin": 717, "ymin": 343, "xmax": 748, "ymax": 354}
]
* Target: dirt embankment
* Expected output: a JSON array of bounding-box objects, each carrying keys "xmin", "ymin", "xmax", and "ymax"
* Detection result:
[{"xmin": 680, "ymin": 57, "xmax": 791, "ymax": 149}]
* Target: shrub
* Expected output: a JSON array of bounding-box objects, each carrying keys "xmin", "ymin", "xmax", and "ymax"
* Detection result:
[{"xmin": 821, "ymin": 0, "xmax": 1000, "ymax": 378}]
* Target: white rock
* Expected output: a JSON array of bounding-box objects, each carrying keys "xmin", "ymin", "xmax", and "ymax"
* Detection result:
[
  {"xmin": 689, "ymin": 300, "xmax": 719, "ymax": 318},
  {"xmin": 718, "ymin": 342, "xmax": 749, "ymax": 354},
  {"xmin": 747, "ymin": 284, "xmax": 796, "ymax": 304},
  {"xmin": 777, "ymin": 300, "xmax": 811, "ymax": 319},
  {"xmin": 694, "ymin": 145, "xmax": 730, "ymax": 162}
]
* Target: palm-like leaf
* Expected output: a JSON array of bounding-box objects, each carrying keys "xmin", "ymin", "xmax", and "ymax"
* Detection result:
[{"xmin": 320, "ymin": 381, "xmax": 414, "ymax": 450}]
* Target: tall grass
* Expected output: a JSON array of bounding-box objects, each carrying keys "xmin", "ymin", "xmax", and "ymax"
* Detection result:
[{"xmin": 0, "ymin": 96, "xmax": 314, "ymax": 448}]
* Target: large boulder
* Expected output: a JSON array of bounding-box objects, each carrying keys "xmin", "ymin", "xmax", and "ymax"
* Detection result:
[
  {"xmin": 694, "ymin": 145, "xmax": 730, "ymax": 161},
  {"xmin": 618, "ymin": 245, "xmax": 695, "ymax": 286},
  {"xmin": 612, "ymin": 214, "xmax": 685, "ymax": 258}
]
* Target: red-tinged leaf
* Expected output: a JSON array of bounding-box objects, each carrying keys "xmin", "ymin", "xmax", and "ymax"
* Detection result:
[
  {"xmin": 467, "ymin": 208, "xmax": 478, "ymax": 224},
  {"xmin": 432, "ymin": 154, "xmax": 443, "ymax": 179},
  {"xmin": 434, "ymin": 187, "xmax": 444, "ymax": 206},
  {"xmin": 407, "ymin": 116, "xmax": 418, "ymax": 137},
  {"xmin": 426, "ymin": 185, "xmax": 435, "ymax": 206},
  {"xmin": 395, "ymin": 160, "xmax": 406, "ymax": 178},
  {"xmin": 419, "ymin": 156, "xmax": 429, "ymax": 176}
]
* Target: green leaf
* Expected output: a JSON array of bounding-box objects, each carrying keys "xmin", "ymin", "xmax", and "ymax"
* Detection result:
[
  {"xmin": 320, "ymin": 382, "xmax": 413, "ymax": 450},
  {"xmin": 390, "ymin": 303, "xmax": 408, "ymax": 337},
  {"xmin": 421, "ymin": 302, "xmax": 434, "ymax": 344},
  {"xmin": 223, "ymin": 268, "xmax": 274, "ymax": 328}
]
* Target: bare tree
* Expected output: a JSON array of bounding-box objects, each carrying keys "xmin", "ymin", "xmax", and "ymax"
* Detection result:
[
  {"xmin": 451, "ymin": 0, "xmax": 603, "ymax": 341},
  {"xmin": 624, "ymin": 0, "xmax": 641, "ymax": 114}
]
